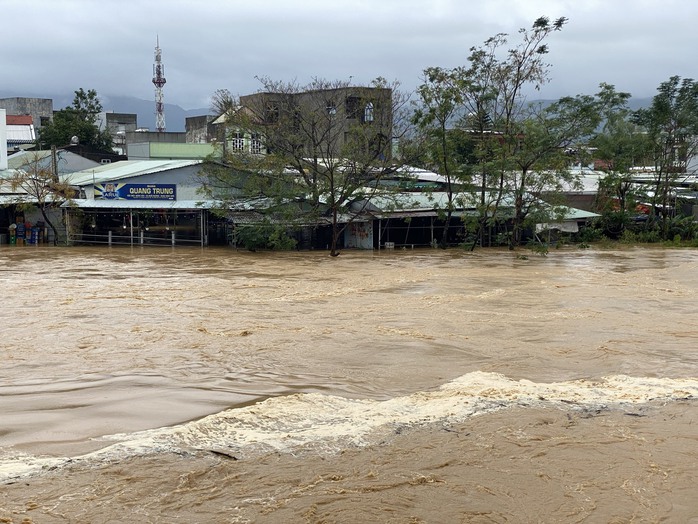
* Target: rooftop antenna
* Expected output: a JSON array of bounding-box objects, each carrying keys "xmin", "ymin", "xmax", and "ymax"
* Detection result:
[{"xmin": 152, "ymin": 35, "xmax": 166, "ymax": 132}]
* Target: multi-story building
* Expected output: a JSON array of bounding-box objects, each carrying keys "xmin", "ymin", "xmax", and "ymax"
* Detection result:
[
  {"xmin": 0, "ymin": 97, "xmax": 53, "ymax": 131},
  {"xmin": 97, "ymin": 112, "xmax": 138, "ymax": 155},
  {"xmin": 217, "ymin": 86, "xmax": 394, "ymax": 160}
]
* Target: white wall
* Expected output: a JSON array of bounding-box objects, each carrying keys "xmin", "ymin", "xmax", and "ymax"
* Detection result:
[{"xmin": 0, "ymin": 109, "xmax": 7, "ymax": 170}]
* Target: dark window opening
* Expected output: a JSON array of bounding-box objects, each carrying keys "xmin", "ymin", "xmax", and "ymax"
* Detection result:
[{"xmin": 345, "ymin": 96, "xmax": 361, "ymax": 119}]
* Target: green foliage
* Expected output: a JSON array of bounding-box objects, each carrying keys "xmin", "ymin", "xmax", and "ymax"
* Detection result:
[
  {"xmin": 527, "ymin": 240, "xmax": 549, "ymax": 256},
  {"xmin": 665, "ymin": 215, "xmax": 698, "ymax": 241},
  {"xmin": 234, "ymin": 221, "xmax": 297, "ymax": 251},
  {"xmin": 495, "ymin": 231, "xmax": 512, "ymax": 247},
  {"xmin": 590, "ymin": 83, "xmax": 651, "ymax": 175},
  {"xmin": 631, "ymin": 76, "xmax": 698, "ymax": 238},
  {"xmin": 598, "ymin": 211, "xmax": 633, "ymax": 239},
  {"xmin": 38, "ymin": 88, "xmax": 113, "ymax": 151},
  {"xmin": 575, "ymin": 223, "xmax": 605, "ymax": 243},
  {"xmin": 619, "ymin": 227, "xmax": 661, "ymax": 244},
  {"xmin": 412, "ymin": 16, "xmax": 615, "ymax": 250}
]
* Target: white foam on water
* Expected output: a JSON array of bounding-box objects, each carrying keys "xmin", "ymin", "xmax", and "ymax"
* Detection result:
[{"xmin": 2, "ymin": 371, "xmax": 696, "ymax": 483}]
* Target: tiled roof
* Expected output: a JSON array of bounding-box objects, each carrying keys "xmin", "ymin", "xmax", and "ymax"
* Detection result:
[{"xmin": 6, "ymin": 115, "xmax": 33, "ymax": 125}]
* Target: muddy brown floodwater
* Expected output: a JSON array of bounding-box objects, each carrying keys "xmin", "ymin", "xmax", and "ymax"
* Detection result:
[{"xmin": 0, "ymin": 245, "xmax": 697, "ymax": 523}]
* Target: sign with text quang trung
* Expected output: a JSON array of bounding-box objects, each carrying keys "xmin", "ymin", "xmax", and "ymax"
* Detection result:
[{"xmin": 95, "ymin": 183, "xmax": 176, "ymax": 200}]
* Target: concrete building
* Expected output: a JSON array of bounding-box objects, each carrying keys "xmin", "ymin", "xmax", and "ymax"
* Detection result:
[
  {"xmin": 0, "ymin": 97, "xmax": 53, "ymax": 131},
  {"xmin": 97, "ymin": 112, "xmax": 138, "ymax": 155},
  {"xmin": 185, "ymin": 115, "xmax": 220, "ymax": 144},
  {"xmin": 236, "ymin": 86, "xmax": 393, "ymax": 159}
]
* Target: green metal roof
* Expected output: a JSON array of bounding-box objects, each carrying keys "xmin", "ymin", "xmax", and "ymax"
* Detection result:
[{"xmin": 141, "ymin": 142, "xmax": 218, "ymax": 159}]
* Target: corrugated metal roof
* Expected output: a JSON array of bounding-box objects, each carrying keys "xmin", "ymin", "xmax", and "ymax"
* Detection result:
[
  {"xmin": 63, "ymin": 199, "xmax": 213, "ymax": 209},
  {"xmin": 363, "ymin": 191, "xmax": 597, "ymax": 221},
  {"xmin": 557, "ymin": 207, "xmax": 599, "ymax": 220},
  {"xmin": 62, "ymin": 159, "xmax": 202, "ymax": 186},
  {"xmin": 6, "ymin": 124, "xmax": 35, "ymax": 144},
  {"xmin": 366, "ymin": 191, "xmax": 516, "ymax": 212},
  {"xmin": 7, "ymin": 150, "xmax": 52, "ymax": 168},
  {"xmin": 0, "ymin": 194, "xmax": 37, "ymax": 205}
]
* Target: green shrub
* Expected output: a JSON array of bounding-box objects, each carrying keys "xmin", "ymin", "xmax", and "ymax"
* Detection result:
[
  {"xmin": 598, "ymin": 211, "xmax": 632, "ymax": 239},
  {"xmin": 635, "ymin": 229, "xmax": 661, "ymax": 243},
  {"xmin": 619, "ymin": 229, "xmax": 637, "ymax": 244},
  {"xmin": 235, "ymin": 222, "xmax": 297, "ymax": 251},
  {"xmin": 575, "ymin": 224, "xmax": 604, "ymax": 243},
  {"xmin": 666, "ymin": 215, "xmax": 698, "ymax": 241}
]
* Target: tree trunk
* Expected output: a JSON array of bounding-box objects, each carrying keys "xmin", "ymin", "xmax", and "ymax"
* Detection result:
[
  {"xmin": 330, "ymin": 207, "xmax": 340, "ymax": 256},
  {"xmin": 439, "ymin": 210, "xmax": 452, "ymax": 249},
  {"xmin": 510, "ymin": 194, "xmax": 524, "ymax": 249},
  {"xmin": 39, "ymin": 206, "xmax": 60, "ymax": 246}
]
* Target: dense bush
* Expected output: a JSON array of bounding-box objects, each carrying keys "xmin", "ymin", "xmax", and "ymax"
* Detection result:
[
  {"xmin": 234, "ymin": 222, "xmax": 297, "ymax": 251},
  {"xmin": 665, "ymin": 215, "xmax": 698, "ymax": 241}
]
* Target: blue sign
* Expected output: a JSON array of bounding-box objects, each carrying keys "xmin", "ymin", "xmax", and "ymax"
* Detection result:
[{"xmin": 95, "ymin": 183, "xmax": 176, "ymax": 200}]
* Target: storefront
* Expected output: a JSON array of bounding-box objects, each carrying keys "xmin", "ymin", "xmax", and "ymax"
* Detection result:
[
  {"xmin": 64, "ymin": 200, "xmax": 217, "ymax": 246},
  {"xmin": 60, "ymin": 160, "xmax": 230, "ymax": 247}
]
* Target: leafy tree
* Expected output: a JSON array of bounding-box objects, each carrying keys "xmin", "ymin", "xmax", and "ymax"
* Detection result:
[
  {"xmin": 413, "ymin": 16, "xmax": 577, "ymax": 249},
  {"xmin": 38, "ymin": 88, "xmax": 113, "ymax": 151},
  {"xmin": 590, "ymin": 83, "xmax": 651, "ymax": 234},
  {"xmin": 200, "ymin": 77, "xmax": 411, "ymax": 256},
  {"xmin": 468, "ymin": 16, "xmax": 569, "ymax": 248},
  {"xmin": 505, "ymin": 93, "xmax": 603, "ymax": 246},
  {"xmin": 8, "ymin": 151, "xmax": 76, "ymax": 244},
  {"xmin": 632, "ymin": 76, "xmax": 698, "ymax": 238},
  {"xmin": 412, "ymin": 67, "xmax": 470, "ymax": 247}
]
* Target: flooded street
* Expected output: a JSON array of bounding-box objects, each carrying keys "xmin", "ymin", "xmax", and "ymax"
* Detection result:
[{"xmin": 1, "ymin": 245, "xmax": 697, "ymax": 522}]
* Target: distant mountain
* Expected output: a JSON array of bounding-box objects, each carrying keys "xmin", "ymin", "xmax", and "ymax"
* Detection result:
[
  {"xmin": 3, "ymin": 90, "xmax": 653, "ymax": 133},
  {"xmin": 98, "ymin": 95, "xmax": 210, "ymax": 133},
  {"xmin": 627, "ymin": 97, "xmax": 652, "ymax": 111},
  {"xmin": 529, "ymin": 97, "xmax": 652, "ymax": 111}
]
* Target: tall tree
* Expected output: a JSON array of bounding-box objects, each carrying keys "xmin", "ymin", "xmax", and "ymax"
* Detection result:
[
  {"xmin": 413, "ymin": 16, "xmax": 570, "ymax": 249},
  {"xmin": 200, "ymin": 77, "xmax": 411, "ymax": 256},
  {"xmin": 412, "ymin": 67, "xmax": 470, "ymax": 247},
  {"xmin": 632, "ymin": 76, "xmax": 698, "ymax": 238},
  {"xmin": 38, "ymin": 88, "xmax": 113, "ymax": 151},
  {"xmin": 455, "ymin": 16, "xmax": 568, "ymax": 248}
]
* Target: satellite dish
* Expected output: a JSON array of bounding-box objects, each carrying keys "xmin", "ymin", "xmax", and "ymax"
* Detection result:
[{"xmin": 70, "ymin": 136, "xmax": 79, "ymax": 145}]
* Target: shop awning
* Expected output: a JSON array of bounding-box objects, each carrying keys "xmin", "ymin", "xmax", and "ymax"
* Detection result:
[{"xmin": 63, "ymin": 199, "xmax": 215, "ymax": 209}]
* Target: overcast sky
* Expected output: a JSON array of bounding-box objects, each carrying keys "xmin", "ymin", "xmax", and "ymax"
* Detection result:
[{"xmin": 2, "ymin": 0, "xmax": 697, "ymax": 111}]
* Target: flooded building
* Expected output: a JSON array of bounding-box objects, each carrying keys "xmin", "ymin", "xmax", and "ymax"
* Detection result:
[{"xmin": 61, "ymin": 159, "xmax": 229, "ymax": 246}]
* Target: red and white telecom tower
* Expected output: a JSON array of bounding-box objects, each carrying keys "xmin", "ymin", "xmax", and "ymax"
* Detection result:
[{"xmin": 152, "ymin": 36, "xmax": 166, "ymax": 132}]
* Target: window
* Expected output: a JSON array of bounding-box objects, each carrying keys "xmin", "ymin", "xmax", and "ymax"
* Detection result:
[
  {"xmin": 231, "ymin": 131, "xmax": 245, "ymax": 152},
  {"xmin": 345, "ymin": 96, "xmax": 360, "ymax": 119},
  {"xmin": 364, "ymin": 102, "xmax": 374, "ymax": 123},
  {"xmin": 265, "ymin": 103, "xmax": 279, "ymax": 123},
  {"xmin": 250, "ymin": 133, "xmax": 263, "ymax": 154}
]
